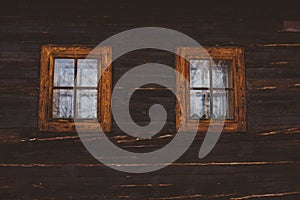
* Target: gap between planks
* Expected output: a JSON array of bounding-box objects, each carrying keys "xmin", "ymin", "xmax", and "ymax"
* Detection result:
[
  {"xmin": 230, "ymin": 191, "xmax": 300, "ymax": 200},
  {"xmin": 0, "ymin": 161, "xmax": 297, "ymax": 168},
  {"xmin": 257, "ymin": 43, "xmax": 300, "ymax": 47},
  {"xmin": 147, "ymin": 193, "xmax": 236, "ymax": 200}
]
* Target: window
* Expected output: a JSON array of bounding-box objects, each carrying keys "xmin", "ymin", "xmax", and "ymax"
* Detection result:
[
  {"xmin": 176, "ymin": 47, "xmax": 246, "ymax": 132},
  {"xmin": 39, "ymin": 45, "xmax": 112, "ymax": 132}
]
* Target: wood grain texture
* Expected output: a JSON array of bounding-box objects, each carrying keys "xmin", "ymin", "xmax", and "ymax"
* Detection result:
[{"xmin": 0, "ymin": 1, "xmax": 299, "ymax": 199}]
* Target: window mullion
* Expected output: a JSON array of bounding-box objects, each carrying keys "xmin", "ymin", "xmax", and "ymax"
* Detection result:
[{"xmin": 74, "ymin": 58, "xmax": 78, "ymax": 119}]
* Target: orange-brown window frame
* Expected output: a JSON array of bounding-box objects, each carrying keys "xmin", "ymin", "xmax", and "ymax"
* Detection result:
[
  {"xmin": 38, "ymin": 45, "xmax": 112, "ymax": 132},
  {"xmin": 176, "ymin": 47, "xmax": 246, "ymax": 132}
]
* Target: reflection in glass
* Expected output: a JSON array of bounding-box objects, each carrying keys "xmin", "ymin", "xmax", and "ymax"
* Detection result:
[
  {"xmin": 54, "ymin": 59, "xmax": 75, "ymax": 87},
  {"xmin": 212, "ymin": 60, "xmax": 233, "ymax": 88},
  {"xmin": 190, "ymin": 60, "xmax": 210, "ymax": 88},
  {"xmin": 189, "ymin": 59, "xmax": 234, "ymax": 120},
  {"xmin": 76, "ymin": 90, "xmax": 97, "ymax": 119},
  {"xmin": 212, "ymin": 90, "xmax": 234, "ymax": 119},
  {"xmin": 77, "ymin": 59, "xmax": 98, "ymax": 87},
  {"xmin": 53, "ymin": 89, "xmax": 74, "ymax": 118},
  {"xmin": 190, "ymin": 90, "xmax": 210, "ymax": 119}
]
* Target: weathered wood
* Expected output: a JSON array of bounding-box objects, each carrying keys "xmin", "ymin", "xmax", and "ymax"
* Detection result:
[
  {"xmin": 176, "ymin": 47, "xmax": 247, "ymax": 132},
  {"xmin": 0, "ymin": 1, "xmax": 300, "ymax": 199},
  {"xmin": 38, "ymin": 45, "xmax": 112, "ymax": 132}
]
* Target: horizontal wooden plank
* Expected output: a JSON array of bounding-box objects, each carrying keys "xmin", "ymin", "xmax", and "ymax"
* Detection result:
[
  {"xmin": 0, "ymin": 2, "xmax": 300, "ymax": 199},
  {"xmin": 0, "ymin": 132, "xmax": 299, "ymax": 161},
  {"xmin": 0, "ymin": 162, "xmax": 299, "ymax": 199},
  {"xmin": 247, "ymin": 66, "xmax": 300, "ymax": 80},
  {"xmin": 246, "ymin": 46, "xmax": 300, "ymax": 68}
]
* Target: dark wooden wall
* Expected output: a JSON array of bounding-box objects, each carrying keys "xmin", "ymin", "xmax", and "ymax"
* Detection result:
[{"xmin": 0, "ymin": 0, "xmax": 300, "ymax": 199}]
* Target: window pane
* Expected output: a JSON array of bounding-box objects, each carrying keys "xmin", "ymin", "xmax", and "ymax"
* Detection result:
[
  {"xmin": 212, "ymin": 90, "xmax": 234, "ymax": 119},
  {"xmin": 190, "ymin": 60, "xmax": 210, "ymax": 88},
  {"xmin": 190, "ymin": 90, "xmax": 210, "ymax": 119},
  {"xmin": 53, "ymin": 89, "xmax": 74, "ymax": 118},
  {"xmin": 212, "ymin": 60, "xmax": 233, "ymax": 88},
  {"xmin": 77, "ymin": 59, "xmax": 98, "ymax": 87},
  {"xmin": 54, "ymin": 59, "xmax": 75, "ymax": 87},
  {"xmin": 76, "ymin": 90, "xmax": 97, "ymax": 119}
]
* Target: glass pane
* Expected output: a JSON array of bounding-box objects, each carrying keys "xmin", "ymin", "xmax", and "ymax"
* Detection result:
[
  {"xmin": 190, "ymin": 60, "xmax": 210, "ymax": 88},
  {"xmin": 54, "ymin": 59, "xmax": 75, "ymax": 87},
  {"xmin": 212, "ymin": 60, "xmax": 233, "ymax": 88},
  {"xmin": 76, "ymin": 90, "xmax": 97, "ymax": 119},
  {"xmin": 212, "ymin": 90, "xmax": 234, "ymax": 119},
  {"xmin": 53, "ymin": 89, "xmax": 74, "ymax": 118},
  {"xmin": 77, "ymin": 59, "xmax": 98, "ymax": 87},
  {"xmin": 190, "ymin": 90, "xmax": 210, "ymax": 119}
]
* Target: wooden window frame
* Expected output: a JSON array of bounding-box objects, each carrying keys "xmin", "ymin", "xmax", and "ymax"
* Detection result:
[
  {"xmin": 38, "ymin": 45, "xmax": 112, "ymax": 132},
  {"xmin": 176, "ymin": 47, "xmax": 246, "ymax": 132}
]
